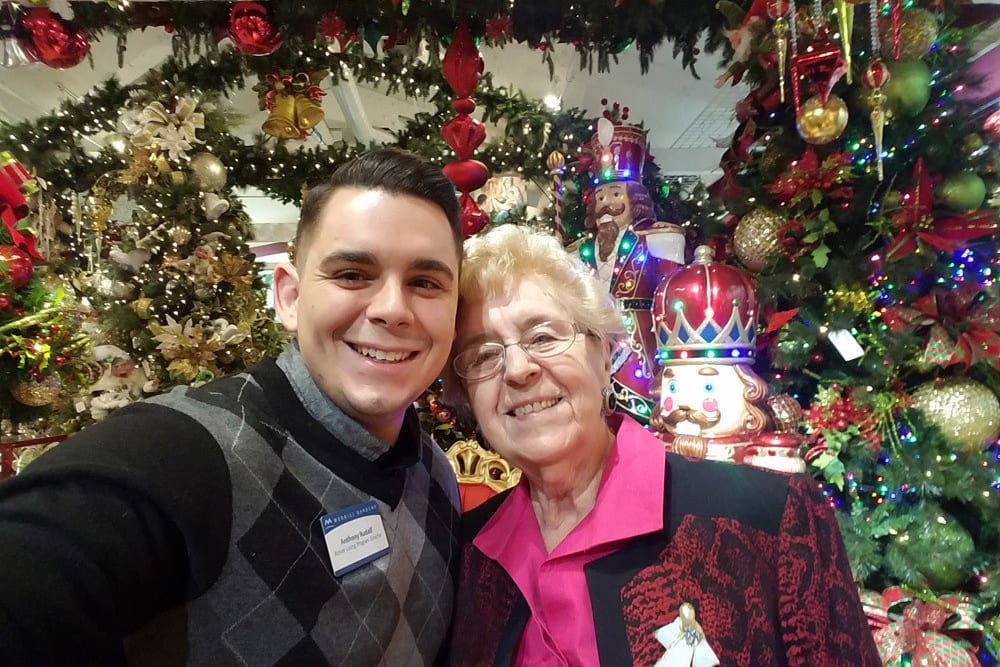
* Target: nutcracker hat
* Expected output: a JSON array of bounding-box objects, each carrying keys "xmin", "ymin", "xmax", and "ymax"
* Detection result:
[
  {"xmin": 589, "ymin": 105, "xmax": 647, "ymax": 183},
  {"xmin": 653, "ymin": 245, "xmax": 758, "ymax": 364}
]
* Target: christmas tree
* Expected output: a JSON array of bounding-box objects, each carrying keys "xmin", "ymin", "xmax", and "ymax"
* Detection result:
[
  {"xmin": 703, "ymin": 0, "xmax": 999, "ymax": 658},
  {"xmin": 0, "ymin": 151, "xmax": 89, "ymax": 461},
  {"xmin": 2, "ymin": 73, "xmax": 285, "ymax": 426}
]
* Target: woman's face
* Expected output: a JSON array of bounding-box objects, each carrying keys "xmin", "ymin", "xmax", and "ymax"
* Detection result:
[{"xmin": 455, "ymin": 277, "xmax": 611, "ymax": 475}]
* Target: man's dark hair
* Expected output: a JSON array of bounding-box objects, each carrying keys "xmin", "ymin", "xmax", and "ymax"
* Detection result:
[{"xmin": 294, "ymin": 147, "xmax": 462, "ymax": 265}]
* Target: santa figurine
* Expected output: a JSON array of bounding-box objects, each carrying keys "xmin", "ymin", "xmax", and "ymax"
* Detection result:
[
  {"xmin": 578, "ymin": 111, "xmax": 685, "ymax": 424},
  {"xmin": 650, "ymin": 245, "xmax": 804, "ymax": 473}
]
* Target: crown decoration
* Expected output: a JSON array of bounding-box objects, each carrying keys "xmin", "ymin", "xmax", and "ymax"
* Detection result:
[
  {"xmin": 653, "ymin": 245, "xmax": 758, "ymax": 364},
  {"xmin": 589, "ymin": 99, "xmax": 647, "ymax": 184}
]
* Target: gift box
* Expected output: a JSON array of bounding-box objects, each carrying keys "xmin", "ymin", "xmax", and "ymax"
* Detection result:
[{"xmin": 861, "ymin": 587, "xmax": 983, "ymax": 667}]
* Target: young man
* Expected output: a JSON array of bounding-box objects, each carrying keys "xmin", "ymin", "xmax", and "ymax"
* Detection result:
[{"xmin": 0, "ymin": 148, "xmax": 464, "ymax": 665}]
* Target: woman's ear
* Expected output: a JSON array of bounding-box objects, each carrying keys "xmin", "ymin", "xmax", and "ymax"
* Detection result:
[{"xmin": 272, "ymin": 262, "xmax": 300, "ymax": 333}]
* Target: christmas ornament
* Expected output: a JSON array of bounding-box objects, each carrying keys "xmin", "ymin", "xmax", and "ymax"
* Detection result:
[
  {"xmin": 255, "ymin": 71, "xmax": 327, "ymax": 140},
  {"xmin": 440, "ymin": 20, "xmax": 489, "ymax": 237},
  {"xmin": 0, "ymin": 244, "xmax": 33, "ymax": 289},
  {"xmin": 19, "ymin": 8, "xmax": 88, "ymax": 68},
  {"xmin": 910, "ymin": 377, "xmax": 1000, "ymax": 453},
  {"xmin": 546, "ymin": 151, "xmax": 566, "ymax": 239},
  {"xmin": 1, "ymin": 9, "xmax": 36, "ymax": 67},
  {"xmin": 885, "ymin": 506, "xmax": 975, "ymax": 590},
  {"xmin": 936, "ymin": 171, "xmax": 986, "ymax": 212},
  {"xmin": 128, "ymin": 98, "xmax": 205, "ymax": 162},
  {"xmin": 883, "ymin": 59, "xmax": 931, "ymax": 119},
  {"xmin": 766, "ymin": 0, "xmax": 791, "ymax": 102},
  {"xmin": 766, "ymin": 393, "xmax": 803, "ymax": 432},
  {"xmin": 882, "ymin": 7, "xmax": 938, "ymax": 60},
  {"xmin": 796, "ymin": 94, "xmax": 849, "ymax": 144},
  {"xmin": 187, "ymin": 152, "xmax": 227, "ymax": 192},
  {"xmin": 228, "ymin": 2, "xmax": 282, "ymax": 56},
  {"xmin": 9, "ymin": 373, "xmax": 61, "ymax": 407},
  {"xmin": 833, "ymin": 0, "xmax": 854, "ymax": 83},
  {"xmin": 861, "ymin": 59, "xmax": 891, "ymax": 181},
  {"xmin": 733, "ymin": 207, "xmax": 785, "ymax": 272}
]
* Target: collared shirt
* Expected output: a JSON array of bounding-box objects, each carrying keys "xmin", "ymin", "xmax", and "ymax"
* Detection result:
[{"xmin": 473, "ymin": 416, "xmax": 666, "ymax": 666}]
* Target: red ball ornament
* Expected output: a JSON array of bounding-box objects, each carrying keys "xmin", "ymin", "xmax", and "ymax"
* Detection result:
[
  {"xmin": 0, "ymin": 245, "xmax": 33, "ymax": 290},
  {"xmin": 442, "ymin": 160, "xmax": 490, "ymax": 193},
  {"xmin": 0, "ymin": 294, "xmax": 9, "ymax": 310},
  {"xmin": 861, "ymin": 60, "xmax": 891, "ymax": 90},
  {"xmin": 228, "ymin": 2, "xmax": 282, "ymax": 56},
  {"xmin": 20, "ymin": 8, "xmax": 90, "ymax": 69}
]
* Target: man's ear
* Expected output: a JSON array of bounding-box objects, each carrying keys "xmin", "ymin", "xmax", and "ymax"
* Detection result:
[{"xmin": 272, "ymin": 262, "xmax": 300, "ymax": 333}]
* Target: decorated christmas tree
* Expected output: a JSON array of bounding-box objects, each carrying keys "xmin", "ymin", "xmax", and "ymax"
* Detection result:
[
  {"xmin": 703, "ymin": 0, "xmax": 999, "ymax": 659},
  {"xmin": 0, "ymin": 151, "xmax": 89, "ymax": 456},
  {"xmin": 2, "ymin": 72, "xmax": 285, "ymax": 425}
]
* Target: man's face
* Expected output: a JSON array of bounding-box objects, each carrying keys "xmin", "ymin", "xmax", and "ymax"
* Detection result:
[{"xmin": 273, "ymin": 187, "xmax": 460, "ymax": 444}]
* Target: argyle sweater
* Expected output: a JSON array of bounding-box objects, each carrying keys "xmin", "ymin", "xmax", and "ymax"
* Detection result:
[
  {"xmin": 0, "ymin": 346, "xmax": 461, "ymax": 666},
  {"xmin": 450, "ymin": 454, "xmax": 881, "ymax": 667}
]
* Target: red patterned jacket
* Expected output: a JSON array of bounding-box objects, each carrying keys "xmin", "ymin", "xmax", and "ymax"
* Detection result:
[{"xmin": 449, "ymin": 454, "xmax": 881, "ymax": 666}]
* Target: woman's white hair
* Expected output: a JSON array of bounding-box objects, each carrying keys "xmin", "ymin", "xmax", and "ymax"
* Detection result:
[{"xmin": 442, "ymin": 224, "xmax": 624, "ymax": 408}]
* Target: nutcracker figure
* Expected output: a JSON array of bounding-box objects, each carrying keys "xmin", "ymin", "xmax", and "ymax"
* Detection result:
[
  {"xmin": 578, "ymin": 117, "xmax": 685, "ymax": 424},
  {"xmin": 650, "ymin": 245, "xmax": 804, "ymax": 472}
]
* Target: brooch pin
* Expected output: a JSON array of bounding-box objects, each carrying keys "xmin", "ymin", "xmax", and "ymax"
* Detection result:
[{"xmin": 654, "ymin": 602, "xmax": 720, "ymax": 667}]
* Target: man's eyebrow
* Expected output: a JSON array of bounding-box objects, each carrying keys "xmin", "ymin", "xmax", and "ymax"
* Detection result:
[
  {"xmin": 316, "ymin": 250, "xmax": 377, "ymax": 270},
  {"xmin": 411, "ymin": 258, "xmax": 456, "ymax": 282}
]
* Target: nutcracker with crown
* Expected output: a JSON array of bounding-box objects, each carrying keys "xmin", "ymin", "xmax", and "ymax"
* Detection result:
[
  {"xmin": 578, "ymin": 103, "xmax": 685, "ymax": 424},
  {"xmin": 650, "ymin": 245, "xmax": 805, "ymax": 472}
]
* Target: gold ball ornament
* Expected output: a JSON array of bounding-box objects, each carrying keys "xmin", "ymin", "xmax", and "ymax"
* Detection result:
[
  {"xmin": 882, "ymin": 8, "xmax": 939, "ymax": 60},
  {"xmin": 131, "ymin": 297, "xmax": 154, "ymax": 320},
  {"xmin": 796, "ymin": 94, "xmax": 849, "ymax": 145},
  {"xmin": 733, "ymin": 207, "xmax": 786, "ymax": 272},
  {"xmin": 910, "ymin": 378, "xmax": 1000, "ymax": 453},
  {"xmin": 10, "ymin": 374, "xmax": 62, "ymax": 407},
  {"xmin": 188, "ymin": 152, "xmax": 228, "ymax": 192}
]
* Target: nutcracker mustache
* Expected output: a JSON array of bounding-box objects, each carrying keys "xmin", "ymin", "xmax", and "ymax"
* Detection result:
[
  {"xmin": 663, "ymin": 407, "xmax": 721, "ymax": 429},
  {"xmin": 597, "ymin": 203, "xmax": 627, "ymax": 218}
]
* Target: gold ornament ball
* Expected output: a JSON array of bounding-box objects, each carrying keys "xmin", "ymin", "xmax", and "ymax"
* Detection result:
[
  {"xmin": 796, "ymin": 94, "xmax": 849, "ymax": 145},
  {"xmin": 131, "ymin": 297, "xmax": 154, "ymax": 320},
  {"xmin": 10, "ymin": 374, "xmax": 62, "ymax": 407},
  {"xmin": 910, "ymin": 378, "xmax": 1000, "ymax": 453},
  {"xmin": 882, "ymin": 8, "xmax": 939, "ymax": 60},
  {"xmin": 188, "ymin": 152, "xmax": 228, "ymax": 192},
  {"xmin": 733, "ymin": 207, "xmax": 785, "ymax": 273}
]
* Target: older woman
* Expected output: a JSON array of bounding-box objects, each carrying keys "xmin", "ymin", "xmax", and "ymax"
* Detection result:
[{"xmin": 445, "ymin": 224, "xmax": 879, "ymax": 667}]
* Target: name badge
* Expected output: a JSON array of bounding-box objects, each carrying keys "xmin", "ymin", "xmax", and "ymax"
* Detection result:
[{"xmin": 321, "ymin": 499, "xmax": 390, "ymax": 576}]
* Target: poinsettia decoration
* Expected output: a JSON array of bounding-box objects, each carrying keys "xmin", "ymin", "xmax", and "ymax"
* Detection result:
[
  {"xmin": 764, "ymin": 147, "xmax": 854, "ymax": 206},
  {"xmin": 881, "ymin": 282, "xmax": 1000, "ymax": 369},
  {"xmin": 884, "ymin": 158, "xmax": 998, "ymax": 261}
]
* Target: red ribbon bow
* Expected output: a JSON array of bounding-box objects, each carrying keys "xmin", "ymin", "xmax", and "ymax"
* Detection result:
[
  {"xmin": 882, "ymin": 281, "xmax": 1000, "ymax": 369},
  {"xmin": 868, "ymin": 588, "xmax": 982, "ymax": 667},
  {"xmin": 0, "ymin": 155, "xmax": 43, "ymax": 261},
  {"xmin": 886, "ymin": 158, "xmax": 998, "ymax": 261}
]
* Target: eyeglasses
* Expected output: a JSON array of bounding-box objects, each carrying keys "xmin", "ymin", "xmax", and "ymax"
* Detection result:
[{"xmin": 453, "ymin": 320, "xmax": 590, "ymax": 380}]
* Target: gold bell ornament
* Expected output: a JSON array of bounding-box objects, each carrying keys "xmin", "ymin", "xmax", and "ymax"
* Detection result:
[
  {"xmin": 262, "ymin": 94, "xmax": 301, "ymax": 140},
  {"xmin": 294, "ymin": 96, "xmax": 325, "ymax": 132}
]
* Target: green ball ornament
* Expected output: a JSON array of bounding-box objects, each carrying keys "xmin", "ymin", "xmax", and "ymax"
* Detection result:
[
  {"xmin": 886, "ymin": 508, "xmax": 975, "ymax": 590},
  {"xmin": 883, "ymin": 60, "xmax": 932, "ymax": 119},
  {"xmin": 936, "ymin": 171, "xmax": 987, "ymax": 212}
]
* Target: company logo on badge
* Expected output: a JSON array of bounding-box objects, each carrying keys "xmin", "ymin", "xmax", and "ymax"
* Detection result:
[{"xmin": 321, "ymin": 499, "xmax": 390, "ymax": 576}]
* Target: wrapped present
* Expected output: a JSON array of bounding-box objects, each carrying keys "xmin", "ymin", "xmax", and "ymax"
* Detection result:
[{"xmin": 861, "ymin": 587, "xmax": 983, "ymax": 667}]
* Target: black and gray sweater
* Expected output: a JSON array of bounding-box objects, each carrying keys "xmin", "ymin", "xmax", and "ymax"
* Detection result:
[{"xmin": 0, "ymin": 345, "xmax": 461, "ymax": 666}]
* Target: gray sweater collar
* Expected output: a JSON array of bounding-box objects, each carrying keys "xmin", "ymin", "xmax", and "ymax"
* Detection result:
[{"xmin": 276, "ymin": 342, "xmax": 391, "ymax": 462}]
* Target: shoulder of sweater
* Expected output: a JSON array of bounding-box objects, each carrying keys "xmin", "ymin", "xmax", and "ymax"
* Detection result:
[{"xmin": 665, "ymin": 454, "xmax": 795, "ymax": 535}]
